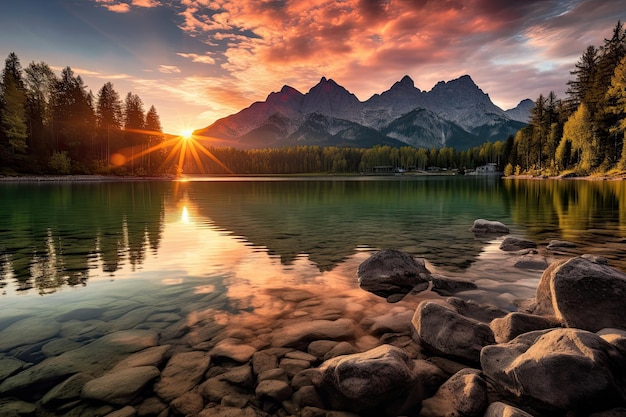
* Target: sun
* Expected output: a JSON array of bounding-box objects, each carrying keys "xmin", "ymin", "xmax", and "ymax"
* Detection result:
[{"xmin": 181, "ymin": 129, "xmax": 194, "ymax": 139}]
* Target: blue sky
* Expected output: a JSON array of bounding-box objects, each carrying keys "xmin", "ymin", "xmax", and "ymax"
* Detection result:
[{"xmin": 1, "ymin": 0, "xmax": 624, "ymax": 134}]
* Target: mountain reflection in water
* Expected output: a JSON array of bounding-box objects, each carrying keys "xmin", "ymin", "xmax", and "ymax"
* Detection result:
[{"xmin": 1, "ymin": 176, "xmax": 626, "ymax": 297}]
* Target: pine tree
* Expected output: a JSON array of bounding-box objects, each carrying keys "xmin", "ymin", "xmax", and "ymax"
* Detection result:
[{"xmin": 1, "ymin": 53, "xmax": 27, "ymax": 154}]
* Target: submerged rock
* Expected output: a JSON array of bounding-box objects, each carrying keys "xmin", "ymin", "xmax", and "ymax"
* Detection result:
[
  {"xmin": 481, "ymin": 328, "xmax": 626, "ymax": 415},
  {"xmin": 154, "ymin": 351, "xmax": 211, "ymax": 401},
  {"xmin": 470, "ymin": 219, "xmax": 509, "ymax": 235},
  {"xmin": 271, "ymin": 318, "xmax": 355, "ymax": 347},
  {"xmin": 535, "ymin": 257, "xmax": 626, "ymax": 332},
  {"xmin": 357, "ymin": 249, "xmax": 431, "ymax": 302},
  {"xmin": 499, "ymin": 236, "xmax": 537, "ymax": 252},
  {"xmin": 81, "ymin": 366, "xmax": 160, "ymax": 406}
]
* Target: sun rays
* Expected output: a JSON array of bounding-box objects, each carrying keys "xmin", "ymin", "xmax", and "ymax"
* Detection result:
[{"xmin": 117, "ymin": 128, "xmax": 233, "ymax": 175}]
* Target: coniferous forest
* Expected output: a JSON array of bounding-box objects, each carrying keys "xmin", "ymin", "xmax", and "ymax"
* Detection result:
[{"xmin": 1, "ymin": 21, "xmax": 625, "ymax": 176}]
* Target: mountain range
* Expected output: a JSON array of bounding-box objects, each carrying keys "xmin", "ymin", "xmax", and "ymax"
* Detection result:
[{"xmin": 195, "ymin": 74, "xmax": 533, "ymax": 150}]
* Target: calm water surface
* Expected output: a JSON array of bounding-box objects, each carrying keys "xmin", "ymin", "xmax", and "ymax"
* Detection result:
[
  {"xmin": 2, "ymin": 176, "xmax": 626, "ymax": 299},
  {"xmin": 1, "ymin": 176, "xmax": 626, "ymax": 395}
]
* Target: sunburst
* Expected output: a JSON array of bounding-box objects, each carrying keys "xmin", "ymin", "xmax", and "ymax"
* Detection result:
[{"xmin": 117, "ymin": 128, "xmax": 233, "ymax": 175}]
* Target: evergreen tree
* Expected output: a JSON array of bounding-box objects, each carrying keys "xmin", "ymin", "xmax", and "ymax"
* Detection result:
[
  {"xmin": 123, "ymin": 92, "xmax": 145, "ymax": 172},
  {"xmin": 144, "ymin": 105, "xmax": 164, "ymax": 174},
  {"xmin": 96, "ymin": 82, "xmax": 123, "ymax": 164},
  {"xmin": 24, "ymin": 61, "xmax": 56, "ymax": 158},
  {"xmin": 1, "ymin": 53, "xmax": 28, "ymax": 154}
]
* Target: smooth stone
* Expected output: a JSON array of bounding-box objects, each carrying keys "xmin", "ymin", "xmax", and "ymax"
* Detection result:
[
  {"xmin": 257, "ymin": 368, "xmax": 289, "ymax": 383},
  {"xmin": 0, "ymin": 317, "xmax": 61, "ymax": 352},
  {"xmin": 499, "ymin": 236, "xmax": 537, "ymax": 251},
  {"xmin": 251, "ymin": 350, "xmax": 278, "ymax": 376},
  {"xmin": 324, "ymin": 341, "xmax": 357, "ymax": 360},
  {"xmin": 170, "ymin": 392, "xmax": 204, "ymax": 416},
  {"xmin": 135, "ymin": 396, "xmax": 167, "ymax": 416},
  {"xmin": 0, "ymin": 356, "xmax": 25, "ymax": 382},
  {"xmin": 308, "ymin": 340, "xmax": 339, "ymax": 360},
  {"xmin": 420, "ymin": 369, "xmax": 488, "ymax": 417},
  {"xmin": 221, "ymin": 364, "xmax": 254, "ymax": 387},
  {"xmin": 111, "ymin": 345, "xmax": 171, "ymax": 371},
  {"xmin": 357, "ymin": 249, "xmax": 431, "ymax": 300},
  {"xmin": 484, "ymin": 401, "xmax": 534, "ymax": 417},
  {"xmin": 367, "ymin": 310, "xmax": 414, "ymax": 336},
  {"xmin": 314, "ymin": 344, "xmax": 419, "ymax": 414},
  {"xmin": 255, "ymin": 379, "xmax": 292, "ymax": 401},
  {"xmin": 280, "ymin": 358, "xmax": 311, "ymax": 377},
  {"xmin": 481, "ymin": 328, "xmax": 626, "ymax": 415},
  {"xmin": 41, "ymin": 372, "xmax": 94, "ymax": 407},
  {"xmin": 285, "ymin": 350, "xmax": 318, "ymax": 362},
  {"xmin": 0, "ymin": 399, "xmax": 38, "ymax": 416},
  {"xmin": 154, "ymin": 351, "xmax": 211, "ymax": 401},
  {"xmin": 412, "ymin": 300, "xmax": 495, "ymax": 363},
  {"xmin": 0, "ymin": 330, "xmax": 159, "ymax": 395},
  {"xmin": 41, "ymin": 338, "xmax": 83, "ymax": 357},
  {"xmin": 271, "ymin": 318, "xmax": 355, "ymax": 347},
  {"xmin": 470, "ymin": 219, "xmax": 509, "ymax": 235},
  {"xmin": 547, "ymin": 240, "xmax": 577, "ymax": 250},
  {"xmin": 81, "ymin": 366, "xmax": 160, "ymax": 406},
  {"xmin": 430, "ymin": 276, "xmax": 477, "ymax": 296},
  {"xmin": 535, "ymin": 257, "xmax": 626, "ymax": 332},
  {"xmin": 490, "ymin": 312, "xmax": 561, "ymax": 343},
  {"xmin": 210, "ymin": 339, "xmax": 257, "ymax": 362}
]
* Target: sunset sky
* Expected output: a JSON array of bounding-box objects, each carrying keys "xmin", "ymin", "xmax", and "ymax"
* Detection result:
[{"xmin": 1, "ymin": 0, "xmax": 624, "ymax": 135}]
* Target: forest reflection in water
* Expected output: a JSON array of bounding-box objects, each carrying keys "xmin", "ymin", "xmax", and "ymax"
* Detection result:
[{"xmin": 1, "ymin": 176, "xmax": 626, "ymax": 297}]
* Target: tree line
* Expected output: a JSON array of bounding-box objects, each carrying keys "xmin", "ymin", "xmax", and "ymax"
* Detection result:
[
  {"xmin": 507, "ymin": 20, "xmax": 626, "ymax": 176},
  {"xmin": 3, "ymin": 21, "xmax": 625, "ymax": 176},
  {"xmin": 0, "ymin": 52, "xmax": 165, "ymax": 175}
]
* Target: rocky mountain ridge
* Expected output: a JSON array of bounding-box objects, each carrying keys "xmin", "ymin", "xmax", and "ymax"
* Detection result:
[{"xmin": 196, "ymin": 75, "xmax": 531, "ymax": 150}]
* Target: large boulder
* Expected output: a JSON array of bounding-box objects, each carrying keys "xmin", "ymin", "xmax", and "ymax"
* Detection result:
[
  {"xmin": 481, "ymin": 328, "xmax": 626, "ymax": 415},
  {"xmin": 357, "ymin": 249, "xmax": 431, "ymax": 302},
  {"xmin": 313, "ymin": 344, "xmax": 421, "ymax": 415},
  {"xmin": 535, "ymin": 257, "xmax": 626, "ymax": 331},
  {"xmin": 470, "ymin": 219, "xmax": 509, "ymax": 235},
  {"xmin": 411, "ymin": 300, "xmax": 496, "ymax": 363}
]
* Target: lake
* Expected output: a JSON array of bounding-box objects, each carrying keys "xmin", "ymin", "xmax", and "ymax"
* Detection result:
[{"xmin": 1, "ymin": 176, "xmax": 625, "ymax": 414}]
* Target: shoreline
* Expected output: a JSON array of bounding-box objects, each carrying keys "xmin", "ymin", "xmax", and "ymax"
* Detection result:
[{"xmin": 3, "ymin": 171, "xmax": 626, "ymax": 182}]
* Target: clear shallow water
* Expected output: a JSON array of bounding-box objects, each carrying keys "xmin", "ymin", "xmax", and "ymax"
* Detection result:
[
  {"xmin": 1, "ymin": 176, "xmax": 626, "ymax": 413},
  {"xmin": 2, "ymin": 176, "xmax": 626, "ymax": 301}
]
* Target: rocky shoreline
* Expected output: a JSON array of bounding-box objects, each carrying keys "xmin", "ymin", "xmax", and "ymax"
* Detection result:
[{"xmin": 0, "ymin": 219, "xmax": 625, "ymax": 417}]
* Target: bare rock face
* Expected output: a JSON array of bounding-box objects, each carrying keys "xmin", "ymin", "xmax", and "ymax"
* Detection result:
[
  {"xmin": 357, "ymin": 249, "xmax": 431, "ymax": 302},
  {"xmin": 481, "ymin": 328, "xmax": 626, "ymax": 415},
  {"xmin": 313, "ymin": 344, "xmax": 421, "ymax": 415},
  {"xmin": 470, "ymin": 219, "xmax": 509, "ymax": 235},
  {"xmin": 535, "ymin": 257, "xmax": 626, "ymax": 332},
  {"xmin": 411, "ymin": 300, "xmax": 496, "ymax": 364}
]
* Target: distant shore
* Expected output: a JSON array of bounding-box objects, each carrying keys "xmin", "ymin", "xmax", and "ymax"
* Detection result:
[{"xmin": 2, "ymin": 171, "xmax": 626, "ymax": 182}]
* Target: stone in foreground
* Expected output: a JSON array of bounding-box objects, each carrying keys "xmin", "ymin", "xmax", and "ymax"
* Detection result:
[
  {"xmin": 412, "ymin": 300, "xmax": 495, "ymax": 363},
  {"xmin": 313, "ymin": 344, "xmax": 421, "ymax": 415},
  {"xmin": 534, "ymin": 257, "xmax": 626, "ymax": 332},
  {"xmin": 357, "ymin": 249, "xmax": 431, "ymax": 301},
  {"xmin": 481, "ymin": 328, "xmax": 626, "ymax": 415}
]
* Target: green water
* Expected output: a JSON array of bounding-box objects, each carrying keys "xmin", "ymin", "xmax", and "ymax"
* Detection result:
[{"xmin": 1, "ymin": 176, "xmax": 626, "ymax": 299}]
